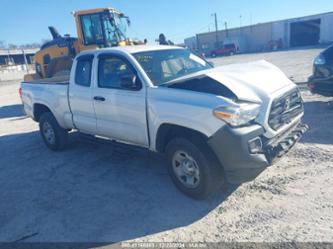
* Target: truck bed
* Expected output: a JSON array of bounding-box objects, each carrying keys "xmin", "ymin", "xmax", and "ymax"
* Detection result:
[
  {"xmin": 21, "ymin": 75, "xmax": 73, "ymax": 129},
  {"xmin": 24, "ymin": 73, "xmax": 70, "ymax": 85}
]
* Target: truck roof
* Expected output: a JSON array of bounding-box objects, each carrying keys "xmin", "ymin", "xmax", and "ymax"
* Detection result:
[
  {"xmin": 80, "ymin": 45, "xmax": 183, "ymax": 56},
  {"xmin": 72, "ymin": 8, "xmax": 123, "ymax": 17}
]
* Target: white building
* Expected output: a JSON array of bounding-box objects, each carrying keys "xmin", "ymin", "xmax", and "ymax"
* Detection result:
[
  {"xmin": 184, "ymin": 36, "xmax": 197, "ymax": 51},
  {"xmin": 0, "ymin": 48, "xmax": 39, "ymax": 66},
  {"xmin": 188, "ymin": 11, "xmax": 333, "ymax": 55}
]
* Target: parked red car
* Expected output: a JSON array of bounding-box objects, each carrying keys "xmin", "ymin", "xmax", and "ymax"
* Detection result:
[{"xmin": 211, "ymin": 43, "xmax": 237, "ymax": 57}]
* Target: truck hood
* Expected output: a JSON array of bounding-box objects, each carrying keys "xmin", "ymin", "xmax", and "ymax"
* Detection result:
[{"xmin": 167, "ymin": 60, "xmax": 294, "ymax": 103}]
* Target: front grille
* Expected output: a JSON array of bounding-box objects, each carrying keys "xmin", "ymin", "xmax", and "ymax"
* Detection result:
[{"xmin": 268, "ymin": 89, "xmax": 304, "ymax": 130}]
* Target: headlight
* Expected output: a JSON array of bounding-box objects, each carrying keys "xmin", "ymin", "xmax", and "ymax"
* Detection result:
[
  {"xmin": 213, "ymin": 103, "xmax": 260, "ymax": 127},
  {"xmin": 314, "ymin": 54, "xmax": 326, "ymax": 65}
]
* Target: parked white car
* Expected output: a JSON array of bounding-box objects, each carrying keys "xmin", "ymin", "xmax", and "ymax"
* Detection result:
[{"xmin": 20, "ymin": 45, "xmax": 308, "ymax": 199}]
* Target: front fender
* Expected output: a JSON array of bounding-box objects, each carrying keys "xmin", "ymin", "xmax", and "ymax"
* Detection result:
[{"xmin": 147, "ymin": 89, "xmax": 227, "ymax": 151}]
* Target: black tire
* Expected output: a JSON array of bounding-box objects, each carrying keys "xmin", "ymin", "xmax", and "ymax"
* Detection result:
[
  {"xmin": 39, "ymin": 112, "xmax": 68, "ymax": 151},
  {"xmin": 166, "ymin": 138, "xmax": 224, "ymax": 199}
]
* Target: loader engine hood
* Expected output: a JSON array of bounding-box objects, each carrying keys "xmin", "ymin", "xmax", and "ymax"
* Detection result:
[{"xmin": 167, "ymin": 60, "xmax": 294, "ymax": 103}]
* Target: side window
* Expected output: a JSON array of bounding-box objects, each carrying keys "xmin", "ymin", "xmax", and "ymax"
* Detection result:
[
  {"xmin": 81, "ymin": 14, "xmax": 104, "ymax": 45},
  {"xmin": 43, "ymin": 54, "xmax": 51, "ymax": 75},
  {"xmin": 98, "ymin": 56, "xmax": 141, "ymax": 90},
  {"xmin": 75, "ymin": 57, "xmax": 93, "ymax": 87},
  {"xmin": 43, "ymin": 54, "xmax": 50, "ymax": 65}
]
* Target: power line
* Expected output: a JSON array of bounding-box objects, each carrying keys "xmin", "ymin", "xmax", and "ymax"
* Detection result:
[
  {"xmin": 211, "ymin": 13, "xmax": 219, "ymax": 46},
  {"xmin": 129, "ymin": 22, "xmax": 214, "ymax": 43}
]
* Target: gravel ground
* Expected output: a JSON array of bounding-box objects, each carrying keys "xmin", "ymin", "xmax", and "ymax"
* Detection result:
[
  {"xmin": 211, "ymin": 46, "xmax": 325, "ymax": 83},
  {"xmin": 0, "ymin": 48, "xmax": 332, "ymax": 244}
]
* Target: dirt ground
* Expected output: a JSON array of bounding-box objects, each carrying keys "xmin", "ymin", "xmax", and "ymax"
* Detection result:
[
  {"xmin": 211, "ymin": 46, "xmax": 325, "ymax": 83},
  {"xmin": 0, "ymin": 48, "xmax": 332, "ymax": 244}
]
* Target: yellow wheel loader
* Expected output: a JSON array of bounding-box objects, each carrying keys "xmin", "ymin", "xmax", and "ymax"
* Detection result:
[{"xmin": 25, "ymin": 7, "xmax": 143, "ymax": 81}]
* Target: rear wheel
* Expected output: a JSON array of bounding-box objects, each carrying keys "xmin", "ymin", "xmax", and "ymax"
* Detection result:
[
  {"xmin": 166, "ymin": 138, "xmax": 224, "ymax": 199},
  {"xmin": 39, "ymin": 112, "xmax": 68, "ymax": 151}
]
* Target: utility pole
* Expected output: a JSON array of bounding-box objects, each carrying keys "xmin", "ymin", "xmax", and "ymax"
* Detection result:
[
  {"xmin": 7, "ymin": 49, "xmax": 11, "ymax": 66},
  {"xmin": 212, "ymin": 13, "xmax": 219, "ymax": 48},
  {"xmin": 225, "ymin": 22, "xmax": 228, "ymax": 38},
  {"xmin": 22, "ymin": 49, "xmax": 29, "ymax": 74},
  {"xmin": 250, "ymin": 13, "xmax": 253, "ymax": 26},
  {"xmin": 250, "ymin": 12, "xmax": 253, "ymax": 32}
]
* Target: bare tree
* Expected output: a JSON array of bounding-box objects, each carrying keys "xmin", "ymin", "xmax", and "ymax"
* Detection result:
[
  {"xmin": 8, "ymin": 43, "xmax": 18, "ymax": 49},
  {"xmin": 20, "ymin": 43, "xmax": 41, "ymax": 49},
  {"xmin": 41, "ymin": 39, "xmax": 51, "ymax": 45},
  {"xmin": 0, "ymin": 41, "xmax": 41, "ymax": 49}
]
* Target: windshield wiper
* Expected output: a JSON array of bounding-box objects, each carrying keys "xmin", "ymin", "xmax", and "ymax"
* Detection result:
[{"xmin": 158, "ymin": 81, "xmax": 178, "ymax": 87}]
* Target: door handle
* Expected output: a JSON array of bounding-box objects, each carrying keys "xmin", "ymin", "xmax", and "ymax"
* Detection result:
[{"xmin": 93, "ymin": 96, "xmax": 106, "ymax": 102}]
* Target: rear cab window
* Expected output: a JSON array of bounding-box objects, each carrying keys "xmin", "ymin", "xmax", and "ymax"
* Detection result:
[
  {"xmin": 75, "ymin": 55, "xmax": 94, "ymax": 87},
  {"xmin": 224, "ymin": 44, "xmax": 236, "ymax": 49}
]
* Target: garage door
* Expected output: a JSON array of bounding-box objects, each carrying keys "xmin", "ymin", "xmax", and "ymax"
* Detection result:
[{"xmin": 290, "ymin": 19, "xmax": 321, "ymax": 47}]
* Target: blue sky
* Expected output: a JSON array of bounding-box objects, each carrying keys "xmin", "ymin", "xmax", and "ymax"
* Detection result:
[{"xmin": 0, "ymin": 0, "xmax": 332, "ymax": 45}]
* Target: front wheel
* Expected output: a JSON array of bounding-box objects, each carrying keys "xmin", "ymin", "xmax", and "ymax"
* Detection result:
[
  {"xmin": 166, "ymin": 138, "xmax": 224, "ymax": 199},
  {"xmin": 39, "ymin": 112, "xmax": 68, "ymax": 151}
]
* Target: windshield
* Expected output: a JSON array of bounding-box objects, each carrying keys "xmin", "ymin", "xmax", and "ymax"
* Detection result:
[
  {"xmin": 103, "ymin": 13, "xmax": 128, "ymax": 45},
  {"xmin": 224, "ymin": 44, "xmax": 235, "ymax": 49},
  {"xmin": 133, "ymin": 49, "xmax": 213, "ymax": 86}
]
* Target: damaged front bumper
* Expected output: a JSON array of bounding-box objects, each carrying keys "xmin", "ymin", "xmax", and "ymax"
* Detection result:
[
  {"xmin": 208, "ymin": 122, "xmax": 309, "ymax": 184},
  {"xmin": 265, "ymin": 123, "xmax": 308, "ymax": 164}
]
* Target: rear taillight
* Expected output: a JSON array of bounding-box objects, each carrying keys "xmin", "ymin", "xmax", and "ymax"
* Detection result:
[{"xmin": 19, "ymin": 87, "xmax": 22, "ymax": 98}]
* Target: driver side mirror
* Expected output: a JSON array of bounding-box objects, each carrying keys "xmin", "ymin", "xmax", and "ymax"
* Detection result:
[{"xmin": 120, "ymin": 75, "xmax": 142, "ymax": 90}]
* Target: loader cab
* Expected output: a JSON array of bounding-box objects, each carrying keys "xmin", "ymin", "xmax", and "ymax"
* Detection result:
[
  {"xmin": 73, "ymin": 8, "xmax": 130, "ymax": 50},
  {"xmin": 24, "ymin": 7, "xmax": 135, "ymax": 81}
]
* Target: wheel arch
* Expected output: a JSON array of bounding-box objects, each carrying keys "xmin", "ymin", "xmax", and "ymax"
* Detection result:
[
  {"xmin": 155, "ymin": 123, "xmax": 209, "ymax": 153},
  {"xmin": 33, "ymin": 103, "xmax": 53, "ymax": 122}
]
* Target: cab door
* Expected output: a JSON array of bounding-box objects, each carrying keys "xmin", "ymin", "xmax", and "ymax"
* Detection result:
[
  {"xmin": 68, "ymin": 55, "xmax": 96, "ymax": 134},
  {"xmin": 92, "ymin": 53, "xmax": 149, "ymax": 147}
]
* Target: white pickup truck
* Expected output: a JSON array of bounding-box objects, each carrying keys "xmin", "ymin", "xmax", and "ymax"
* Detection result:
[{"xmin": 21, "ymin": 45, "xmax": 308, "ymax": 199}]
